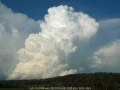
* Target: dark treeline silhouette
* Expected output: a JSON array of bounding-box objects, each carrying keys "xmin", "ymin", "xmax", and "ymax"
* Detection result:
[{"xmin": 0, "ymin": 72, "xmax": 120, "ymax": 90}]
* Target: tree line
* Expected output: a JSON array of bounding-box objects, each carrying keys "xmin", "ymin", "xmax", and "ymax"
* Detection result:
[{"xmin": 0, "ymin": 72, "xmax": 120, "ymax": 90}]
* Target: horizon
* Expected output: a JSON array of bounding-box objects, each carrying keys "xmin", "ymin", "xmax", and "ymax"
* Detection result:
[{"xmin": 0, "ymin": 72, "xmax": 120, "ymax": 81}]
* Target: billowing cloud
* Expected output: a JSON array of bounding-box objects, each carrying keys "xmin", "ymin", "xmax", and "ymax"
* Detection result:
[
  {"xmin": 8, "ymin": 5, "xmax": 98, "ymax": 79},
  {"xmin": 0, "ymin": 2, "xmax": 40, "ymax": 79}
]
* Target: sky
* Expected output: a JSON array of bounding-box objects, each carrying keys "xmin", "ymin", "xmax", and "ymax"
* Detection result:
[{"xmin": 0, "ymin": 0, "xmax": 120, "ymax": 80}]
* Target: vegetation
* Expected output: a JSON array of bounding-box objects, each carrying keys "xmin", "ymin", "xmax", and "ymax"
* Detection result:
[{"xmin": 0, "ymin": 72, "xmax": 120, "ymax": 90}]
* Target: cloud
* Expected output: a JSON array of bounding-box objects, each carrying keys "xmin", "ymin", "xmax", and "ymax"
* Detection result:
[
  {"xmin": 67, "ymin": 18, "xmax": 120, "ymax": 73},
  {"xmin": 0, "ymin": 2, "xmax": 40, "ymax": 79},
  {"xmin": 90, "ymin": 18, "xmax": 120, "ymax": 72},
  {"xmin": 1, "ymin": 2, "xmax": 120, "ymax": 80},
  {"xmin": 91, "ymin": 18, "xmax": 120, "ymax": 48},
  {"xmin": 8, "ymin": 5, "xmax": 98, "ymax": 79},
  {"xmin": 92, "ymin": 40, "xmax": 120, "ymax": 72}
]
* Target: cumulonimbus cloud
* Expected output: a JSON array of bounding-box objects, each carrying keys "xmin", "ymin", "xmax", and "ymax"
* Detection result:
[
  {"xmin": 8, "ymin": 5, "xmax": 98, "ymax": 79},
  {"xmin": 1, "ymin": 2, "xmax": 120, "ymax": 80}
]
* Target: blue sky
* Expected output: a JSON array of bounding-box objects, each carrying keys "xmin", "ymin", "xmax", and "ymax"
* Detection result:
[
  {"xmin": 0, "ymin": 0, "xmax": 120, "ymax": 80},
  {"xmin": 1, "ymin": 0, "xmax": 120, "ymax": 20}
]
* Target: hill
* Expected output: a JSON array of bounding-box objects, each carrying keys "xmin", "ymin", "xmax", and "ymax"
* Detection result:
[{"xmin": 0, "ymin": 72, "xmax": 120, "ymax": 90}]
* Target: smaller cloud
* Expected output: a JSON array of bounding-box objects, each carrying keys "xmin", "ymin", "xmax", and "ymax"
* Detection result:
[
  {"xmin": 12, "ymin": 28, "xmax": 19, "ymax": 36},
  {"xmin": 0, "ymin": 23, "xmax": 5, "ymax": 35},
  {"xmin": 92, "ymin": 40, "xmax": 120, "ymax": 72},
  {"xmin": 60, "ymin": 69, "xmax": 77, "ymax": 76},
  {"xmin": 79, "ymin": 67, "xmax": 84, "ymax": 71}
]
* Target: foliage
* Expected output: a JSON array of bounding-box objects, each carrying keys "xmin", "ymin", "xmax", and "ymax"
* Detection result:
[{"xmin": 0, "ymin": 72, "xmax": 120, "ymax": 90}]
